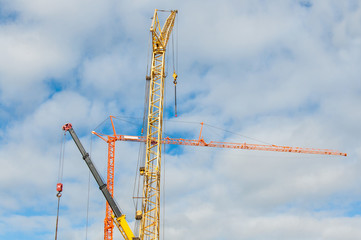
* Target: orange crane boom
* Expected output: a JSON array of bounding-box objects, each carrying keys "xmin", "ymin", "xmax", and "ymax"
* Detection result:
[
  {"xmin": 93, "ymin": 132, "xmax": 347, "ymax": 157},
  {"xmin": 92, "ymin": 120, "xmax": 347, "ymax": 157}
]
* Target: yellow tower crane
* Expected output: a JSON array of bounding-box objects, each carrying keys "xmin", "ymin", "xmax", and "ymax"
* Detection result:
[
  {"xmin": 140, "ymin": 9, "xmax": 177, "ymax": 240},
  {"xmin": 89, "ymin": 9, "xmax": 178, "ymax": 240}
]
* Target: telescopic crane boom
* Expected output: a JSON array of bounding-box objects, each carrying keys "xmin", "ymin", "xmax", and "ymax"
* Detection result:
[{"xmin": 62, "ymin": 123, "xmax": 138, "ymax": 240}]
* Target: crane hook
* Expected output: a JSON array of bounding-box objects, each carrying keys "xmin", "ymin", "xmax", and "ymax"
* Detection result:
[{"xmin": 172, "ymin": 71, "xmax": 177, "ymax": 85}]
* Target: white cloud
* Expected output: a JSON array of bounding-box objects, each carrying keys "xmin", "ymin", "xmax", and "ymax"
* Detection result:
[{"xmin": 1, "ymin": 0, "xmax": 360, "ymax": 239}]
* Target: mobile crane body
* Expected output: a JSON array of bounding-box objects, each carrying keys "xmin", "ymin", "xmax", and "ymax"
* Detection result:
[{"xmin": 62, "ymin": 123, "xmax": 137, "ymax": 240}]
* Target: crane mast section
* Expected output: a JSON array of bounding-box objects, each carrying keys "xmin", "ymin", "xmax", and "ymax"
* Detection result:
[
  {"xmin": 104, "ymin": 140, "xmax": 115, "ymax": 240},
  {"xmin": 141, "ymin": 9, "xmax": 177, "ymax": 240}
]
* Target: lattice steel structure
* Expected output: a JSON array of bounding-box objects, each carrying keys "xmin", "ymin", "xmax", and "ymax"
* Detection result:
[
  {"xmin": 94, "ymin": 10, "xmax": 178, "ymax": 240},
  {"xmin": 141, "ymin": 10, "xmax": 177, "ymax": 240}
]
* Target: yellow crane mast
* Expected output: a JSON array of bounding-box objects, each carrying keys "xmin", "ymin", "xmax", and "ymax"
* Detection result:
[{"xmin": 140, "ymin": 9, "xmax": 177, "ymax": 240}]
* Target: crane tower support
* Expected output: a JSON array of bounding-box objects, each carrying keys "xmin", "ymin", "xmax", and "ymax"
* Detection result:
[{"xmin": 141, "ymin": 9, "xmax": 177, "ymax": 240}]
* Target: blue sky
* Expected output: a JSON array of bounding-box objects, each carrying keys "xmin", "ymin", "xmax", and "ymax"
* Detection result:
[{"xmin": 1, "ymin": 0, "xmax": 361, "ymax": 239}]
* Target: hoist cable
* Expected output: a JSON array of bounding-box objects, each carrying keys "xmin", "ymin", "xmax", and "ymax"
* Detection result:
[
  {"xmin": 133, "ymin": 139, "xmax": 146, "ymax": 211},
  {"xmin": 85, "ymin": 171, "xmax": 91, "ymax": 240},
  {"xmin": 162, "ymin": 142, "xmax": 166, "ymax": 240},
  {"xmin": 172, "ymin": 30, "xmax": 175, "ymax": 73},
  {"xmin": 146, "ymin": 31, "xmax": 152, "ymax": 78},
  {"xmin": 162, "ymin": 71, "xmax": 168, "ymax": 239},
  {"xmin": 57, "ymin": 133, "xmax": 66, "ymax": 183},
  {"xmin": 132, "ymin": 68, "xmax": 151, "ymax": 214},
  {"xmin": 172, "ymin": 20, "xmax": 178, "ymax": 117},
  {"xmin": 133, "ymin": 144, "xmax": 141, "ymax": 210},
  {"xmin": 131, "ymin": 55, "xmax": 152, "ymax": 233},
  {"xmin": 174, "ymin": 84, "xmax": 177, "ymax": 117},
  {"xmin": 143, "ymin": 80, "xmax": 150, "ymax": 132},
  {"xmin": 85, "ymin": 135, "xmax": 94, "ymax": 240},
  {"xmin": 55, "ymin": 193, "xmax": 61, "ymax": 240},
  {"xmin": 55, "ymin": 132, "xmax": 66, "ymax": 240},
  {"xmin": 176, "ymin": 13, "xmax": 179, "ymax": 71}
]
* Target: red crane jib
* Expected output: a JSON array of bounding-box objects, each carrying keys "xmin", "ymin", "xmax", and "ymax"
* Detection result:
[{"xmin": 116, "ymin": 135, "xmax": 347, "ymax": 156}]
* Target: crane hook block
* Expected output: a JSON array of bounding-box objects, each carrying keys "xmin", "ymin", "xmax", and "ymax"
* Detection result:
[
  {"xmin": 135, "ymin": 210, "xmax": 143, "ymax": 220},
  {"xmin": 172, "ymin": 72, "xmax": 178, "ymax": 82},
  {"xmin": 56, "ymin": 183, "xmax": 63, "ymax": 193},
  {"xmin": 139, "ymin": 167, "xmax": 145, "ymax": 176}
]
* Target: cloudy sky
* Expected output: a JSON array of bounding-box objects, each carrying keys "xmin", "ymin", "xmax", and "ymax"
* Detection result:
[{"xmin": 1, "ymin": 0, "xmax": 361, "ymax": 239}]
